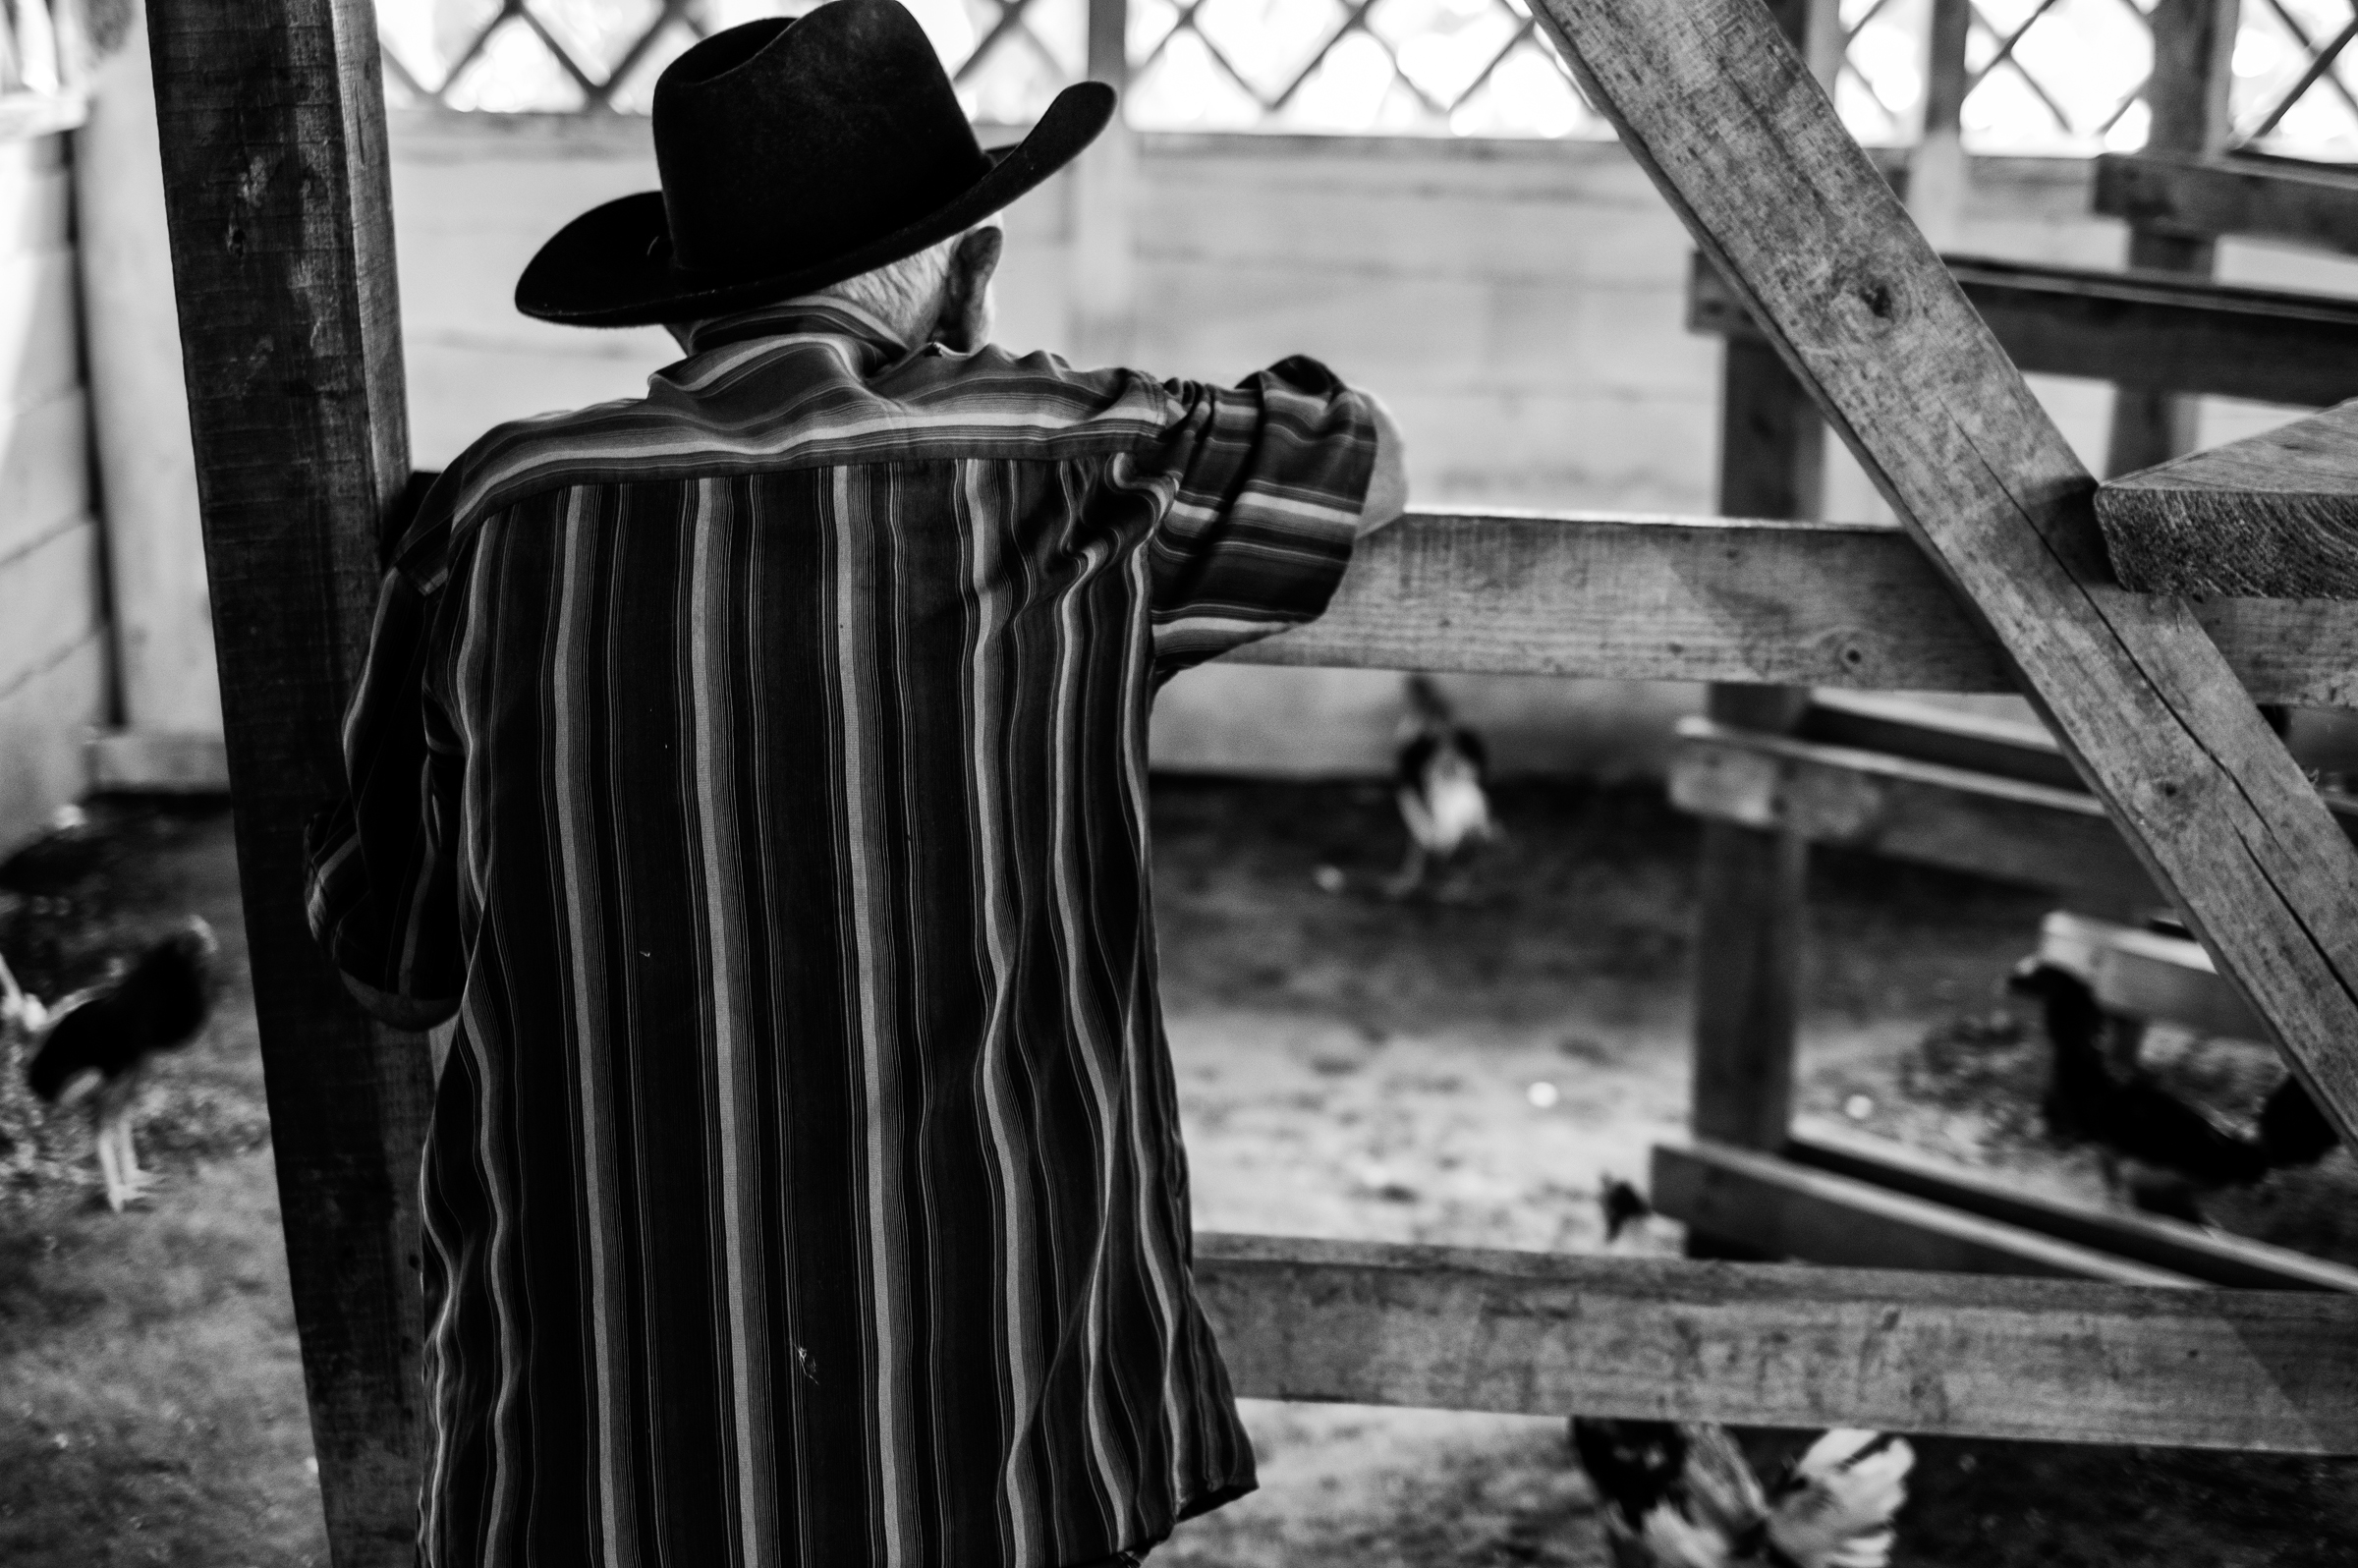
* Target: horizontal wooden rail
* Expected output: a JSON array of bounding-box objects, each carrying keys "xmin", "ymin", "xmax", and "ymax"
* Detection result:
[
  {"xmin": 1669, "ymin": 716, "xmax": 2156, "ymax": 899},
  {"xmin": 2037, "ymin": 909, "xmax": 2265, "ymax": 1040},
  {"xmin": 1797, "ymin": 691, "xmax": 2081, "ymax": 790},
  {"xmin": 1193, "ymin": 1231, "xmax": 2358, "ymax": 1451},
  {"xmin": 1228, "ymin": 510, "xmax": 2358, "ymax": 707},
  {"xmin": 1788, "ymin": 1121, "xmax": 2358, "ymax": 1293},
  {"xmin": 1688, "ymin": 252, "xmax": 2358, "ymax": 407},
  {"xmin": 2095, "ymin": 150, "xmax": 2358, "ymax": 258},
  {"xmin": 1652, "ymin": 1140, "xmax": 2198, "ymax": 1285}
]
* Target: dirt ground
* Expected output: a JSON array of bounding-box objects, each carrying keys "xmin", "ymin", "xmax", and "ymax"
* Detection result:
[{"xmin": 3, "ymin": 781, "xmax": 2354, "ymax": 1566}]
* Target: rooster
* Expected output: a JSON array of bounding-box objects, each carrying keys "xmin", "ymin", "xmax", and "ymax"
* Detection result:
[
  {"xmin": 2007, "ymin": 959, "xmax": 2337, "ymax": 1222},
  {"xmin": 9, "ymin": 919, "xmax": 219, "ymax": 1211},
  {"xmin": 1386, "ymin": 674, "xmax": 1497, "ymax": 899},
  {"xmin": 1571, "ymin": 1418, "xmax": 1913, "ymax": 1568}
]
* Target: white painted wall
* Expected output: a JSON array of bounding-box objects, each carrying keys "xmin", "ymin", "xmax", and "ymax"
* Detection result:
[{"xmin": 111, "ymin": 115, "xmax": 2358, "ymax": 788}]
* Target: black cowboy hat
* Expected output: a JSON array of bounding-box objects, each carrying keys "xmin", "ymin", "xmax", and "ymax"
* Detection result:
[{"xmin": 516, "ymin": 0, "xmax": 1114, "ymax": 327}]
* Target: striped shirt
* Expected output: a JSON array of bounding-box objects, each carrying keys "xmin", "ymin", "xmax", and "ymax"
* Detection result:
[{"xmin": 304, "ymin": 295, "xmax": 1376, "ymax": 1568}]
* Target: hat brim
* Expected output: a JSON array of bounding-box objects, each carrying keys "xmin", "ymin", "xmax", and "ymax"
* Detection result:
[{"xmin": 516, "ymin": 80, "xmax": 1116, "ymax": 328}]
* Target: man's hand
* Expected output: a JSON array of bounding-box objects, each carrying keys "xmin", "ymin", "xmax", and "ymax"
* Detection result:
[{"xmin": 1358, "ymin": 392, "xmax": 1409, "ymax": 537}]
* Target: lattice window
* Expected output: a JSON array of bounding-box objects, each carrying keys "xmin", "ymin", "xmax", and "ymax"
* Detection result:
[{"xmin": 377, "ymin": 0, "xmax": 2358, "ymax": 157}]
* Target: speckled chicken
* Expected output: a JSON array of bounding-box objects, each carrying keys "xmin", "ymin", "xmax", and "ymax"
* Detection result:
[
  {"xmin": 11, "ymin": 918, "xmax": 220, "ymax": 1211},
  {"xmin": 1386, "ymin": 674, "xmax": 1497, "ymax": 899},
  {"xmin": 1571, "ymin": 1417, "xmax": 1913, "ymax": 1568}
]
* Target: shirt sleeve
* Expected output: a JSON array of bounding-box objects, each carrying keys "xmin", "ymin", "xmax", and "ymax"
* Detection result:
[
  {"xmin": 1124, "ymin": 354, "xmax": 1377, "ymax": 680},
  {"xmin": 303, "ymin": 565, "xmax": 465, "ymax": 1030}
]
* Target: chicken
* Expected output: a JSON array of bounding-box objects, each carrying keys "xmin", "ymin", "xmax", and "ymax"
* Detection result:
[
  {"xmin": 17, "ymin": 919, "xmax": 219, "ymax": 1211},
  {"xmin": 1386, "ymin": 674, "xmax": 1497, "ymax": 899},
  {"xmin": 2006, "ymin": 959, "xmax": 2334, "ymax": 1222},
  {"xmin": 1600, "ymin": 1174, "xmax": 1655, "ymax": 1244},
  {"xmin": 1570, "ymin": 1418, "xmax": 1913, "ymax": 1568}
]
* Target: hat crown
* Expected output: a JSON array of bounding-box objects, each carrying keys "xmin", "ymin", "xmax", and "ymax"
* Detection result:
[{"xmin": 651, "ymin": 1, "xmax": 989, "ymax": 277}]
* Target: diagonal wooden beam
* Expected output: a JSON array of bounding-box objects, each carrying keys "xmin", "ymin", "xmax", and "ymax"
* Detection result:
[{"xmin": 1525, "ymin": 0, "xmax": 2358, "ymax": 1148}]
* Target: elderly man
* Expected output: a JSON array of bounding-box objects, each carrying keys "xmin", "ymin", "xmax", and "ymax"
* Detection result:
[{"xmin": 305, "ymin": 4, "xmax": 1405, "ymax": 1565}]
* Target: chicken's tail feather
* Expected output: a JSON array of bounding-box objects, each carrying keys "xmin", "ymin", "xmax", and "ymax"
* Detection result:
[{"xmin": 1764, "ymin": 1428, "xmax": 1913, "ymax": 1568}]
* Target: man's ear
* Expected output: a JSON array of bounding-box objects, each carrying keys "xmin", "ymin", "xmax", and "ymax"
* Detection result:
[{"xmin": 933, "ymin": 225, "xmax": 1003, "ymax": 352}]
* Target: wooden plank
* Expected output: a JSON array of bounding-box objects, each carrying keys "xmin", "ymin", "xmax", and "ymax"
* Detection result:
[
  {"xmin": 2106, "ymin": 0, "xmax": 2237, "ymax": 478},
  {"xmin": 86, "ymin": 729, "xmax": 232, "ymax": 794},
  {"xmin": 2095, "ymin": 150, "xmax": 2358, "ymax": 257},
  {"xmin": 1532, "ymin": 0, "xmax": 2358, "ymax": 1151},
  {"xmin": 2037, "ymin": 909, "xmax": 2266, "ymax": 1040},
  {"xmin": 1226, "ymin": 509, "xmax": 2358, "ymax": 707},
  {"xmin": 2096, "ymin": 398, "xmax": 2358, "ymax": 599},
  {"xmin": 1797, "ymin": 691, "xmax": 2081, "ymax": 791},
  {"xmin": 1688, "ymin": 251, "xmax": 2358, "ymax": 408},
  {"xmin": 1193, "ymin": 1231, "xmax": 2358, "ymax": 1451},
  {"xmin": 1787, "ymin": 1120, "xmax": 2358, "ymax": 1292},
  {"xmin": 1670, "ymin": 717, "xmax": 2160, "ymax": 901},
  {"xmin": 0, "ymin": 632, "xmax": 103, "ymax": 859},
  {"xmin": 1650, "ymin": 1140, "xmax": 2200, "ymax": 1285},
  {"xmin": 0, "ymin": 515, "xmax": 100, "ymax": 689},
  {"xmin": 0, "ymin": 390, "xmax": 89, "ymax": 564},
  {"xmin": 144, "ymin": 3, "xmax": 428, "ymax": 1562}
]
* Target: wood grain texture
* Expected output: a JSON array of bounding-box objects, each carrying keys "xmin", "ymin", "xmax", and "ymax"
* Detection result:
[
  {"xmin": 2095, "ymin": 150, "xmax": 2358, "ymax": 257},
  {"xmin": 1650, "ymin": 1140, "xmax": 2200, "ymax": 1285},
  {"xmin": 2096, "ymin": 398, "xmax": 2358, "ymax": 599},
  {"xmin": 144, "ymin": 3, "xmax": 429, "ymax": 1562},
  {"xmin": 1670, "ymin": 717, "xmax": 2158, "ymax": 901},
  {"xmin": 1225, "ymin": 509, "xmax": 2358, "ymax": 706},
  {"xmin": 1787, "ymin": 1121, "xmax": 2358, "ymax": 1292},
  {"xmin": 1193, "ymin": 1230, "xmax": 2358, "ymax": 1450},
  {"xmin": 1690, "ymin": 251, "xmax": 2358, "ymax": 408},
  {"xmin": 1530, "ymin": 0, "xmax": 2358, "ymax": 1150}
]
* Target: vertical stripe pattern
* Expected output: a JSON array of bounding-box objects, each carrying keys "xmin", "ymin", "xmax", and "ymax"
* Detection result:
[{"xmin": 304, "ymin": 299, "xmax": 1376, "ymax": 1568}]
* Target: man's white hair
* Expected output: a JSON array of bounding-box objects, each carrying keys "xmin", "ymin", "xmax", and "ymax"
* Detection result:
[{"xmin": 820, "ymin": 234, "xmax": 960, "ymax": 344}]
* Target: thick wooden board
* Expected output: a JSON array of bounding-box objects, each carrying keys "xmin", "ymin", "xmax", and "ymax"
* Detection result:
[
  {"xmin": 1651, "ymin": 1140, "xmax": 2199, "ymax": 1285},
  {"xmin": 1194, "ymin": 1231, "xmax": 2358, "ymax": 1451},
  {"xmin": 2096, "ymin": 150, "xmax": 2358, "ymax": 257},
  {"xmin": 1532, "ymin": 0, "xmax": 2358, "ymax": 1150},
  {"xmin": 145, "ymin": 3, "xmax": 428, "ymax": 1562},
  {"xmin": 0, "ymin": 633, "xmax": 103, "ymax": 859},
  {"xmin": 1690, "ymin": 251, "xmax": 2358, "ymax": 408},
  {"xmin": 1227, "ymin": 509, "xmax": 2358, "ymax": 706},
  {"xmin": 1670, "ymin": 717, "xmax": 2160, "ymax": 901},
  {"xmin": 2036, "ymin": 909, "xmax": 2266, "ymax": 1040},
  {"xmin": 1785, "ymin": 1121, "xmax": 2358, "ymax": 1292},
  {"xmin": 2096, "ymin": 399, "xmax": 2358, "ymax": 599}
]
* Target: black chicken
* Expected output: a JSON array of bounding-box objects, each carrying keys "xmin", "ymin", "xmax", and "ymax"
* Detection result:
[
  {"xmin": 2007, "ymin": 959, "xmax": 2337, "ymax": 1222},
  {"xmin": 1386, "ymin": 674, "xmax": 1497, "ymax": 899},
  {"xmin": 12, "ymin": 919, "xmax": 220, "ymax": 1212},
  {"xmin": 1570, "ymin": 1417, "xmax": 1912, "ymax": 1567}
]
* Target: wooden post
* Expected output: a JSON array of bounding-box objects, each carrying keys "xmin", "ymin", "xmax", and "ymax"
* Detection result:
[
  {"xmin": 2106, "ymin": 0, "xmax": 2237, "ymax": 477},
  {"xmin": 143, "ymin": 3, "xmax": 429, "ymax": 1563},
  {"xmin": 1069, "ymin": 0, "xmax": 1135, "ymax": 364},
  {"xmin": 1684, "ymin": 0, "xmax": 1832, "ymax": 1256},
  {"xmin": 1532, "ymin": 0, "xmax": 2358, "ymax": 1148},
  {"xmin": 1909, "ymin": 0, "xmax": 1973, "ymax": 250}
]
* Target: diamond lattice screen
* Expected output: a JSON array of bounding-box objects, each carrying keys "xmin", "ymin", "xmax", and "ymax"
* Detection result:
[{"xmin": 377, "ymin": 0, "xmax": 2358, "ymax": 155}]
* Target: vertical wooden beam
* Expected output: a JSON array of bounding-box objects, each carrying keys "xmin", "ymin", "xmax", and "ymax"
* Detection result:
[
  {"xmin": 1910, "ymin": 0, "xmax": 1973, "ymax": 251},
  {"xmin": 2107, "ymin": 0, "xmax": 2237, "ymax": 477},
  {"xmin": 1070, "ymin": 0, "xmax": 1135, "ymax": 364},
  {"xmin": 1683, "ymin": 0, "xmax": 1833, "ymax": 1256},
  {"xmin": 143, "ymin": 3, "xmax": 428, "ymax": 1563}
]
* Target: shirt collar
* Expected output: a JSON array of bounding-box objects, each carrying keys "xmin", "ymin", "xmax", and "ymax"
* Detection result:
[{"xmin": 681, "ymin": 293, "xmax": 910, "ymax": 356}]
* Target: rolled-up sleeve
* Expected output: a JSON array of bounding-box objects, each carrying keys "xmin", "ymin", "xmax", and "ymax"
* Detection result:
[
  {"xmin": 1124, "ymin": 354, "xmax": 1377, "ymax": 681},
  {"xmin": 303, "ymin": 566, "xmax": 465, "ymax": 1030}
]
